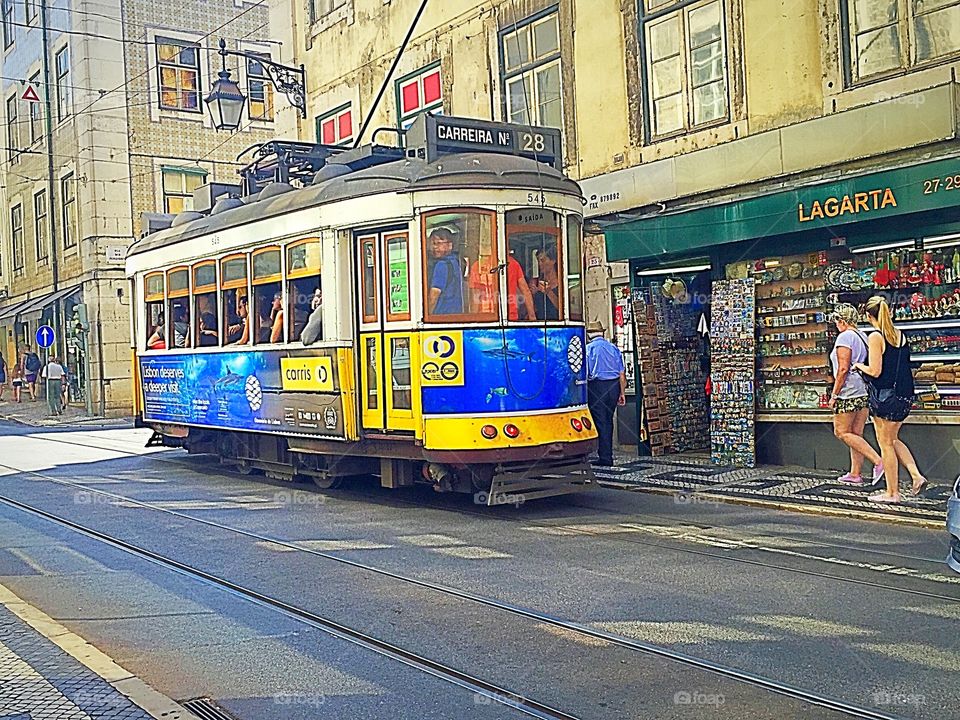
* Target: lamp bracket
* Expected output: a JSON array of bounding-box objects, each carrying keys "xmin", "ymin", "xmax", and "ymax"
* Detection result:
[{"xmin": 217, "ymin": 39, "xmax": 307, "ymax": 119}]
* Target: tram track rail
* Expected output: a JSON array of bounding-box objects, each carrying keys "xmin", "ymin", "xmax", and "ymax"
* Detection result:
[
  {"xmin": 13, "ymin": 428, "xmax": 952, "ymax": 573},
  {"xmin": 0, "ymin": 456, "xmax": 920, "ymax": 719}
]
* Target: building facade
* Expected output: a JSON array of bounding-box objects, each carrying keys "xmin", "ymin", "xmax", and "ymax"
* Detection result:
[
  {"xmin": 0, "ymin": 0, "xmax": 273, "ymax": 412},
  {"xmin": 279, "ymin": 1, "xmax": 958, "ymax": 471}
]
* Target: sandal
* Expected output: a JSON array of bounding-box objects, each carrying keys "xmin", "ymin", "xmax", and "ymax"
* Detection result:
[
  {"xmin": 868, "ymin": 493, "xmax": 901, "ymax": 503},
  {"xmin": 910, "ymin": 477, "xmax": 928, "ymax": 496}
]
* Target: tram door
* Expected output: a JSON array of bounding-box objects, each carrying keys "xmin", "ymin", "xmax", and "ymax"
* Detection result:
[{"xmin": 357, "ymin": 231, "xmax": 417, "ymax": 434}]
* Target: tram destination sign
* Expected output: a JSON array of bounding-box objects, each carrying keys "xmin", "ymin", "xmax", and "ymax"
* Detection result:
[{"xmin": 406, "ymin": 114, "xmax": 562, "ymax": 170}]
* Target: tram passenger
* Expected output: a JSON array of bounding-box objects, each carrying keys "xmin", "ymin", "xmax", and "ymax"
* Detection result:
[
  {"xmin": 254, "ymin": 294, "xmax": 274, "ymax": 344},
  {"xmin": 300, "ymin": 290, "xmax": 323, "ymax": 346},
  {"xmin": 507, "ymin": 254, "xmax": 536, "ymax": 321},
  {"xmin": 147, "ymin": 313, "xmax": 167, "ymax": 350},
  {"xmin": 226, "ymin": 292, "xmax": 249, "ymax": 344},
  {"xmin": 171, "ymin": 306, "xmax": 189, "ymax": 348},
  {"xmin": 198, "ymin": 312, "xmax": 219, "ymax": 347},
  {"xmin": 427, "ymin": 228, "xmax": 463, "ymax": 315},
  {"xmin": 270, "ymin": 292, "xmax": 284, "ymax": 343},
  {"xmin": 531, "ymin": 245, "xmax": 560, "ymax": 321}
]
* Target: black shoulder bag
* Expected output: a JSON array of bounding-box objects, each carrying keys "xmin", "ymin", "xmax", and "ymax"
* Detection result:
[{"xmin": 865, "ymin": 334, "xmax": 913, "ymax": 420}]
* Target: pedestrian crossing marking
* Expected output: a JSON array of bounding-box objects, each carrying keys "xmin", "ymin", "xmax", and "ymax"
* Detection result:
[
  {"xmin": 432, "ymin": 546, "xmax": 511, "ymax": 560},
  {"xmin": 397, "ymin": 534, "xmax": 465, "ymax": 547}
]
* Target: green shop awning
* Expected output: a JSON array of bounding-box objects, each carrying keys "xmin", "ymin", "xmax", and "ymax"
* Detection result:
[{"xmin": 605, "ymin": 156, "xmax": 960, "ymax": 262}]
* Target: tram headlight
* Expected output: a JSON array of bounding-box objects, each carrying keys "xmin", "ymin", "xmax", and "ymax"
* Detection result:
[
  {"xmin": 581, "ymin": 417, "xmax": 593, "ymax": 430},
  {"xmin": 481, "ymin": 424, "xmax": 498, "ymax": 440},
  {"xmin": 503, "ymin": 423, "xmax": 521, "ymax": 439},
  {"xmin": 570, "ymin": 418, "xmax": 583, "ymax": 432}
]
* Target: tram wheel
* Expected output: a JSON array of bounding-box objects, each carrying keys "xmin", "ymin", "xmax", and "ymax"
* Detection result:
[
  {"xmin": 234, "ymin": 459, "xmax": 257, "ymax": 476},
  {"xmin": 311, "ymin": 474, "xmax": 344, "ymax": 490}
]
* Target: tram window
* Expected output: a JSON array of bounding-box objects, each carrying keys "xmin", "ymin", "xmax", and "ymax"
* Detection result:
[
  {"xmin": 424, "ymin": 210, "xmax": 498, "ymax": 322},
  {"xmin": 360, "ymin": 235, "xmax": 378, "ymax": 324},
  {"xmin": 506, "ymin": 209, "xmax": 561, "ymax": 321},
  {"xmin": 390, "ymin": 337, "xmax": 411, "ymax": 410},
  {"xmin": 221, "ymin": 255, "xmax": 249, "ymax": 345},
  {"xmin": 252, "ymin": 247, "xmax": 282, "ymax": 344},
  {"xmin": 193, "ymin": 262, "xmax": 218, "ymax": 347},
  {"xmin": 144, "ymin": 273, "xmax": 165, "ymax": 350},
  {"xmin": 166, "ymin": 268, "xmax": 190, "ymax": 348},
  {"xmin": 366, "ymin": 336, "xmax": 378, "ymax": 410},
  {"xmin": 385, "ymin": 233, "xmax": 410, "ymax": 322},
  {"xmin": 566, "ymin": 216, "xmax": 584, "ymax": 321},
  {"xmin": 287, "ymin": 240, "xmax": 321, "ymax": 343}
]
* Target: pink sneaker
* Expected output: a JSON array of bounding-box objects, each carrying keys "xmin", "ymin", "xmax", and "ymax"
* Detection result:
[
  {"xmin": 872, "ymin": 463, "xmax": 885, "ymax": 483},
  {"xmin": 837, "ymin": 473, "xmax": 865, "ymax": 485}
]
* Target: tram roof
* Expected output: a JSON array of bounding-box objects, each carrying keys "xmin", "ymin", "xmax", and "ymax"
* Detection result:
[{"xmin": 128, "ymin": 152, "xmax": 581, "ymax": 259}]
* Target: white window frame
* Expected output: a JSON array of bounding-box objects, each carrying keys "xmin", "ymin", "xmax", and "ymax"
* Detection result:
[
  {"xmin": 28, "ymin": 69, "xmax": 42, "ymax": 144},
  {"xmin": 238, "ymin": 41, "xmax": 274, "ymax": 127},
  {"xmin": 155, "ymin": 35, "xmax": 203, "ymax": 114},
  {"xmin": 34, "ymin": 187, "xmax": 48, "ymax": 265},
  {"xmin": 641, "ymin": 0, "xmax": 730, "ymax": 141},
  {"xmin": 6, "ymin": 92, "xmax": 19, "ymax": 164},
  {"xmin": 396, "ymin": 63, "xmax": 443, "ymax": 128},
  {"xmin": 60, "ymin": 170, "xmax": 77, "ymax": 250},
  {"xmin": 310, "ymin": 0, "xmax": 351, "ymax": 31},
  {"xmin": 844, "ymin": 0, "xmax": 960, "ymax": 84},
  {"xmin": 54, "ymin": 44, "xmax": 70, "ymax": 122},
  {"xmin": 316, "ymin": 102, "xmax": 353, "ymax": 146},
  {"xmin": 25, "ymin": 0, "xmax": 36, "ymax": 25},
  {"xmin": 2, "ymin": 0, "xmax": 13, "ymax": 50},
  {"xmin": 161, "ymin": 165, "xmax": 208, "ymax": 214},
  {"xmin": 10, "ymin": 201, "xmax": 23, "ymax": 275},
  {"xmin": 500, "ymin": 11, "xmax": 563, "ymax": 129}
]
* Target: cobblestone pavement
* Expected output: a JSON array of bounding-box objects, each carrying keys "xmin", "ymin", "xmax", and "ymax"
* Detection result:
[
  {"xmin": 0, "ymin": 604, "xmax": 156, "ymax": 719},
  {"xmin": 0, "ymin": 397, "xmax": 130, "ymax": 428},
  {"xmin": 594, "ymin": 452, "xmax": 951, "ymax": 526}
]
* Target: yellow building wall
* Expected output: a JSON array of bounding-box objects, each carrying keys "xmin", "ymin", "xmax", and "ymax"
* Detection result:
[{"xmin": 742, "ymin": 0, "xmax": 823, "ymax": 131}]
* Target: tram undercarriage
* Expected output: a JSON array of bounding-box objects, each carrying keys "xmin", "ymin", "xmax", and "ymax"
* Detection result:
[{"xmin": 148, "ymin": 426, "xmax": 594, "ymax": 505}]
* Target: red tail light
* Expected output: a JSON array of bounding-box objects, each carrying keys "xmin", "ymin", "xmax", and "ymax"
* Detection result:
[
  {"xmin": 503, "ymin": 423, "xmax": 521, "ymax": 439},
  {"xmin": 570, "ymin": 418, "xmax": 583, "ymax": 432},
  {"xmin": 581, "ymin": 417, "xmax": 592, "ymax": 430},
  {"xmin": 480, "ymin": 424, "xmax": 498, "ymax": 439}
]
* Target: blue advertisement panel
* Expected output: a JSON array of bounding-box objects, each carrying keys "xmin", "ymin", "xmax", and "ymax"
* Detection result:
[
  {"xmin": 421, "ymin": 327, "xmax": 587, "ymax": 414},
  {"xmin": 140, "ymin": 350, "xmax": 346, "ymax": 438}
]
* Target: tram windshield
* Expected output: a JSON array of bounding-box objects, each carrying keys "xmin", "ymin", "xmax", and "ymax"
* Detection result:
[
  {"xmin": 506, "ymin": 209, "xmax": 562, "ymax": 321},
  {"xmin": 424, "ymin": 210, "xmax": 498, "ymax": 323}
]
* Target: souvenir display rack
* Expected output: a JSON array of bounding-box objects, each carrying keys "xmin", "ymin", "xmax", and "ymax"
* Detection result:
[
  {"xmin": 632, "ymin": 282, "xmax": 710, "ymax": 456},
  {"xmin": 710, "ymin": 278, "xmax": 756, "ymax": 467},
  {"xmin": 829, "ymin": 238, "xmax": 960, "ymax": 414},
  {"xmin": 750, "ymin": 252, "xmax": 836, "ymax": 412}
]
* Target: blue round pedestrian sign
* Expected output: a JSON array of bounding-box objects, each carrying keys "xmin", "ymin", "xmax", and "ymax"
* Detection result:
[{"xmin": 36, "ymin": 324, "xmax": 55, "ymax": 349}]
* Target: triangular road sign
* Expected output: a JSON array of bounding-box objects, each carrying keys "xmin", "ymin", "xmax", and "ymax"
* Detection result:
[{"xmin": 21, "ymin": 85, "xmax": 40, "ymax": 103}]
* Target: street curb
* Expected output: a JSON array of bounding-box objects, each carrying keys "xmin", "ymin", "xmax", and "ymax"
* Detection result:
[
  {"xmin": 0, "ymin": 582, "xmax": 200, "ymax": 720},
  {"xmin": 597, "ymin": 480, "xmax": 945, "ymax": 531}
]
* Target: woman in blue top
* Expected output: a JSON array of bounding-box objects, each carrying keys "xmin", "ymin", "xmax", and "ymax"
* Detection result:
[
  {"xmin": 829, "ymin": 304, "xmax": 883, "ymax": 486},
  {"xmin": 853, "ymin": 296, "xmax": 927, "ymax": 502}
]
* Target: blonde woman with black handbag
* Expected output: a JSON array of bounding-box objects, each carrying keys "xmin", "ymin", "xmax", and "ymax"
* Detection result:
[{"xmin": 853, "ymin": 296, "xmax": 927, "ymax": 502}]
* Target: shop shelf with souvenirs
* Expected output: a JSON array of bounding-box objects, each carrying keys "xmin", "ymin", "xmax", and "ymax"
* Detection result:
[{"xmin": 710, "ymin": 237, "xmax": 960, "ymax": 422}]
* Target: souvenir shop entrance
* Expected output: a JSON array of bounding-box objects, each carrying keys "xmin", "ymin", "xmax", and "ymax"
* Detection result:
[
  {"xmin": 630, "ymin": 265, "xmax": 711, "ymax": 457},
  {"xmin": 612, "ymin": 156, "xmax": 960, "ymax": 476}
]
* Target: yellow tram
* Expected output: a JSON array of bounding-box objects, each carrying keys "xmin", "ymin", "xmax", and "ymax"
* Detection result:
[{"xmin": 127, "ymin": 116, "xmax": 597, "ymax": 502}]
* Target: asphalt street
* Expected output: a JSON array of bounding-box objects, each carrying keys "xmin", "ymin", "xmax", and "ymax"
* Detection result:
[{"xmin": 0, "ymin": 423, "xmax": 956, "ymax": 719}]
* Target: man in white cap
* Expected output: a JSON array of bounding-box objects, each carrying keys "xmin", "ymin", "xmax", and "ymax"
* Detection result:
[{"xmin": 586, "ymin": 320, "xmax": 626, "ymax": 467}]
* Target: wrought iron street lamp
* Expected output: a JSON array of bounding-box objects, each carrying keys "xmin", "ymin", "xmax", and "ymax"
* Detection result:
[{"xmin": 204, "ymin": 39, "xmax": 307, "ymax": 131}]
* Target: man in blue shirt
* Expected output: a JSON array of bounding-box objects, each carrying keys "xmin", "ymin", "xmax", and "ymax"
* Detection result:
[
  {"xmin": 427, "ymin": 228, "xmax": 463, "ymax": 315},
  {"xmin": 586, "ymin": 320, "xmax": 626, "ymax": 467}
]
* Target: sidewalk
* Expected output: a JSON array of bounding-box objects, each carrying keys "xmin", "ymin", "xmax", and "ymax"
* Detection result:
[
  {"xmin": 0, "ymin": 583, "xmax": 197, "ymax": 719},
  {"xmin": 594, "ymin": 452, "xmax": 951, "ymax": 528},
  {"xmin": 0, "ymin": 397, "xmax": 131, "ymax": 429}
]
